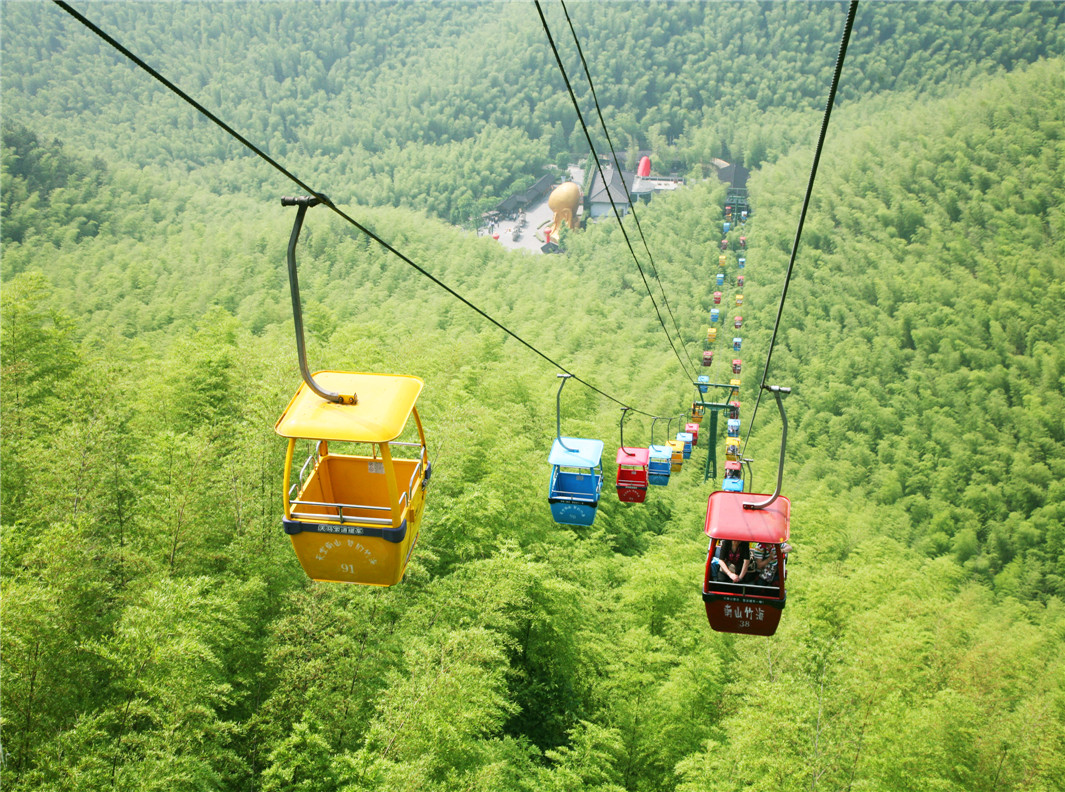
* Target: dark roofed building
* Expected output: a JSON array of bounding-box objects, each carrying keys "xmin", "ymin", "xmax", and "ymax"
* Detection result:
[
  {"xmin": 715, "ymin": 161, "xmax": 750, "ymax": 189},
  {"xmin": 587, "ymin": 164, "xmax": 636, "ymax": 218},
  {"xmin": 493, "ymin": 172, "xmax": 557, "ymax": 215}
]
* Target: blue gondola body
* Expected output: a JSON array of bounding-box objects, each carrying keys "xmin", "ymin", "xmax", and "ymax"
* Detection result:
[
  {"xmin": 548, "ymin": 437, "xmax": 604, "ymax": 526},
  {"xmin": 677, "ymin": 431, "xmax": 694, "ymax": 460},
  {"xmin": 716, "ymin": 273, "xmax": 725, "ymax": 287},
  {"xmin": 727, "ymin": 418, "xmax": 741, "ymax": 438},
  {"xmin": 722, "ymin": 476, "xmax": 744, "ymax": 492},
  {"xmin": 733, "ymin": 337, "xmax": 742, "ymax": 351},
  {"xmin": 647, "ymin": 444, "xmax": 672, "ymax": 486},
  {"xmin": 711, "ymin": 308, "xmax": 720, "ymax": 323},
  {"xmin": 697, "ymin": 375, "xmax": 710, "ymax": 394}
]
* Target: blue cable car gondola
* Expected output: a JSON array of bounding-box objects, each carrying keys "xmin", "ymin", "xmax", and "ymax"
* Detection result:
[
  {"xmin": 722, "ymin": 460, "xmax": 744, "ymax": 492},
  {"xmin": 677, "ymin": 430, "xmax": 694, "ymax": 459},
  {"xmin": 733, "ymin": 337, "xmax": 742, "ymax": 352},
  {"xmin": 716, "ymin": 272, "xmax": 725, "ymax": 287},
  {"xmin": 723, "ymin": 221, "xmax": 731, "ymax": 234},
  {"xmin": 648, "ymin": 419, "xmax": 672, "ymax": 487},
  {"xmin": 711, "ymin": 308, "xmax": 720, "ymax": 323},
  {"xmin": 738, "ymin": 257, "xmax": 746, "ymax": 269},
  {"xmin": 727, "ymin": 418, "xmax": 741, "ymax": 437},
  {"xmin": 697, "ymin": 375, "xmax": 710, "ymax": 394},
  {"xmin": 548, "ymin": 375, "xmax": 603, "ymax": 526}
]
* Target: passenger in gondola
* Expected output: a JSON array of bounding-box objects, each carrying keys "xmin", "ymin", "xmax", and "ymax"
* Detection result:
[
  {"xmin": 751, "ymin": 542, "xmax": 779, "ymax": 586},
  {"xmin": 713, "ymin": 538, "xmax": 751, "ymax": 584}
]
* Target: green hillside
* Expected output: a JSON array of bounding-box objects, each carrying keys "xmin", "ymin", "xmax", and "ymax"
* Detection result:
[
  {"xmin": 4, "ymin": 1, "xmax": 1063, "ymax": 222},
  {"xmin": 3, "ymin": 2, "xmax": 1065, "ymax": 791}
]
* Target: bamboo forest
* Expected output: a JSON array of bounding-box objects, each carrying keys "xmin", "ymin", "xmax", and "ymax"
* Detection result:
[{"xmin": 2, "ymin": 2, "xmax": 1064, "ymax": 791}]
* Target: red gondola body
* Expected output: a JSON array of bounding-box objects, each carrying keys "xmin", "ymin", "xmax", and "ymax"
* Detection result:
[
  {"xmin": 616, "ymin": 446, "xmax": 650, "ymax": 503},
  {"xmin": 685, "ymin": 422, "xmax": 700, "ymax": 447},
  {"xmin": 713, "ymin": 291, "xmax": 722, "ymax": 305},
  {"xmin": 702, "ymin": 491, "xmax": 790, "ymax": 636}
]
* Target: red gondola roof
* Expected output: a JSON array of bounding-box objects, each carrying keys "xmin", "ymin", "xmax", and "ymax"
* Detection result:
[
  {"xmin": 616, "ymin": 446, "xmax": 650, "ymax": 465},
  {"xmin": 703, "ymin": 491, "xmax": 790, "ymax": 544}
]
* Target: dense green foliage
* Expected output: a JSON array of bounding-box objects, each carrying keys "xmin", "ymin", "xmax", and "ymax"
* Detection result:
[
  {"xmin": 3, "ymin": 2, "xmax": 1065, "ymax": 791},
  {"xmin": 4, "ymin": 1, "xmax": 1063, "ymax": 222}
]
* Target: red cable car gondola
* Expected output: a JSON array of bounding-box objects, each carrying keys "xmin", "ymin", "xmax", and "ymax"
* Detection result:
[
  {"xmin": 702, "ymin": 385, "xmax": 793, "ymax": 636},
  {"xmin": 615, "ymin": 409, "xmax": 649, "ymax": 503},
  {"xmin": 702, "ymin": 491, "xmax": 790, "ymax": 635}
]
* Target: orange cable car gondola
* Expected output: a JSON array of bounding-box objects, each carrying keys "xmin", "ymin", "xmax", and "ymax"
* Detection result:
[
  {"xmin": 691, "ymin": 401, "xmax": 705, "ymax": 423},
  {"xmin": 275, "ymin": 197, "xmax": 430, "ymax": 586},
  {"xmin": 666, "ymin": 416, "xmax": 685, "ymax": 473}
]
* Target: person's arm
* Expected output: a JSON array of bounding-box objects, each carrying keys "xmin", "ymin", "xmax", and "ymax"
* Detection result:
[{"xmin": 738, "ymin": 559, "xmax": 750, "ymax": 580}]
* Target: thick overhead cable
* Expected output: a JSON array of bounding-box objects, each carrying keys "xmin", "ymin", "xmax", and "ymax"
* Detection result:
[
  {"xmin": 534, "ymin": 0, "xmax": 698, "ymax": 385},
  {"xmin": 742, "ymin": 0, "xmax": 859, "ymax": 454},
  {"xmin": 53, "ymin": 0, "xmax": 674, "ymax": 420},
  {"xmin": 557, "ymin": 0, "xmax": 698, "ymax": 377}
]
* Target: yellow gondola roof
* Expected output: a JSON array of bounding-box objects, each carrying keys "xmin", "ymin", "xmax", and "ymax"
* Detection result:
[{"xmin": 275, "ymin": 371, "xmax": 423, "ymax": 443}]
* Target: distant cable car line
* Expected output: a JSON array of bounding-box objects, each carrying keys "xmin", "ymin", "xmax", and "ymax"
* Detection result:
[
  {"xmin": 53, "ymin": 0, "xmax": 681, "ymax": 421},
  {"xmin": 551, "ymin": 0, "xmax": 699, "ymax": 379},
  {"xmin": 741, "ymin": 0, "xmax": 859, "ymax": 453},
  {"xmin": 535, "ymin": 0, "xmax": 698, "ymax": 385}
]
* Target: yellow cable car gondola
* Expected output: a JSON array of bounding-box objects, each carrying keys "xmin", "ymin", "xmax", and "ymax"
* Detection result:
[
  {"xmin": 276, "ymin": 371, "xmax": 429, "ymax": 586},
  {"xmin": 274, "ymin": 197, "xmax": 430, "ymax": 586}
]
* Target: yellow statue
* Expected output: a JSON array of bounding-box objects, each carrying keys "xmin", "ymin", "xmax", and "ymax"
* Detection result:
[{"xmin": 547, "ymin": 182, "xmax": 582, "ymax": 240}]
